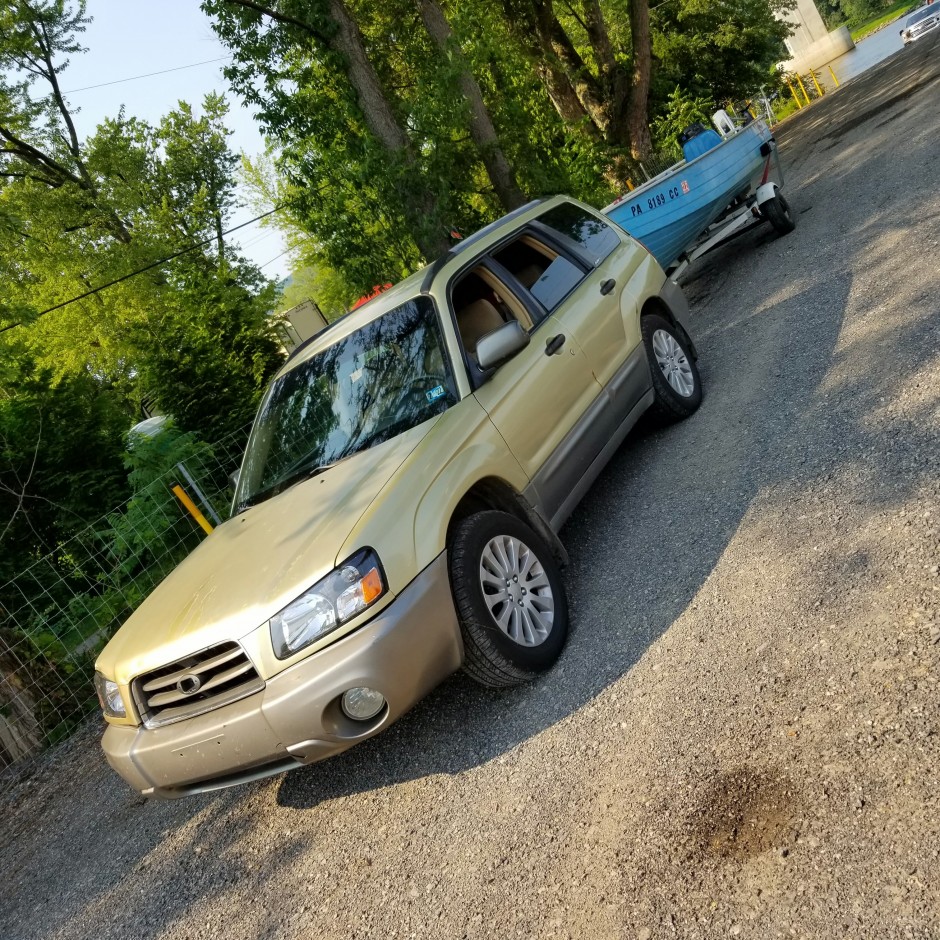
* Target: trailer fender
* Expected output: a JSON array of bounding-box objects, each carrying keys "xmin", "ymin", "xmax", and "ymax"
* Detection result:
[{"xmin": 756, "ymin": 182, "xmax": 779, "ymax": 206}]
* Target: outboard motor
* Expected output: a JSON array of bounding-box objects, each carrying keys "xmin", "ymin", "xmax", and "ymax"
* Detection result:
[
  {"xmin": 678, "ymin": 122, "xmax": 723, "ymax": 162},
  {"xmin": 733, "ymin": 101, "xmax": 755, "ymax": 126},
  {"xmin": 712, "ymin": 109, "xmax": 736, "ymax": 136}
]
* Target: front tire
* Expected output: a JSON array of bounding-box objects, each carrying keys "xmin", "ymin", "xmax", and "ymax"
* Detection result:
[
  {"xmin": 642, "ymin": 313, "xmax": 702, "ymax": 422},
  {"xmin": 762, "ymin": 191, "xmax": 796, "ymax": 234},
  {"xmin": 449, "ymin": 511, "xmax": 568, "ymax": 688}
]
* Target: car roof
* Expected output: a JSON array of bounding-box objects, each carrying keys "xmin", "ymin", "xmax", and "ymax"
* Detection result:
[{"xmin": 279, "ymin": 195, "xmax": 572, "ymax": 374}]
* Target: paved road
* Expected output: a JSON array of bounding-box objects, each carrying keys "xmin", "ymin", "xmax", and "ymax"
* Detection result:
[
  {"xmin": 827, "ymin": 16, "xmax": 905, "ymax": 85},
  {"xmin": 2, "ymin": 32, "xmax": 939, "ymax": 940}
]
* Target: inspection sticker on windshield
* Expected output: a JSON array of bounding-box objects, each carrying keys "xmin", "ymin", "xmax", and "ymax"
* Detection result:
[{"xmin": 426, "ymin": 385, "xmax": 446, "ymax": 403}]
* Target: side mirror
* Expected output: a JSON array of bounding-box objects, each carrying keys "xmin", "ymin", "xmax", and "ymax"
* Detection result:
[{"xmin": 476, "ymin": 320, "xmax": 530, "ymax": 370}]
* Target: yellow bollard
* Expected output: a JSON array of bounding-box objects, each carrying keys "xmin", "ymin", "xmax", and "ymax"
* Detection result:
[
  {"xmin": 787, "ymin": 79, "xmax": 804, "ymax": 108},
  {"xmin": 828, "ymin": 65, "xmax": 840, "ymax": 87},
  {"xmin": 796, "ymin": 73, "xmax": 812, "ymax": 106},
  {"xmin": 809, "ymin": 69, "xmax": 824, "ymax": 97},
  {"xmin": 172, "ymin": 484, "xmax": 215, "ymax": 535}
]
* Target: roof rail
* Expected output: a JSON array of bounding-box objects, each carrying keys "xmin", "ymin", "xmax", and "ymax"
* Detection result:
[{"xmin": 420, "ymin": 198, "xmax": 546, "ymax": 293}]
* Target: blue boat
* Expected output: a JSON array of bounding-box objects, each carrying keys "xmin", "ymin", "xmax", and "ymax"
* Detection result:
[{"xmin": 603, "ymin": 118, "xmax": 787, "ymax": 271}]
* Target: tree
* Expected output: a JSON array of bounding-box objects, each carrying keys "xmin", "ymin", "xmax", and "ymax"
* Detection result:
[
  {"xmin": 0, "ymin": 0, "xmax": 132, "ymax": 245},
  {"xmin": 207, "ymin": 0, "xmax": 625, "ymax": 297},
  {"xmin": 413, "ymin": 0, "xmax": 526, "ymax": 211},
  {"xmin": 650, "ymin": 0, "xmax": 794, "ymax": 109},
  {"xmin": 498, "ymin": 0, "xmax": 654, "ymax": 161},
  {"xmin": 208, "ymin": 0, "xmax": 455, "ymax": 266},
  {"xmin": 1, "ymin": 0, "xmax": 284, "ymax": 438},
  {"xmin": 129, "ymin": 255, "xmax": 282, "ymax": 442},
  {"xmin": 0, "ymin": 348, "xmax": 131, "ymax": 592}
]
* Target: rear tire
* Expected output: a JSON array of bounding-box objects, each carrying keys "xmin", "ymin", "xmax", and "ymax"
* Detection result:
[
  {"xmin": 449, "ymin": 511, "xmax": 568, "ymax": 688},
  {"xmin": 763, "ymin": 191, "xmax": 796, "ymax": 234},
  {"xmin": 642, "ymin": 313, "xmax": 702, "ymax": 422}
]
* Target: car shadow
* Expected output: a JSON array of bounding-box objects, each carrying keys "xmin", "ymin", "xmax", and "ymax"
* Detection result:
[{"xmin": 274, "ymin": 265, "xmax": 851, "ymax": 810}]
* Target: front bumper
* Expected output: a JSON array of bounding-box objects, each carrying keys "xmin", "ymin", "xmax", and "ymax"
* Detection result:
[{"xmin": 102, "ymin": 553, "xmax": 463, "ymax": 798}]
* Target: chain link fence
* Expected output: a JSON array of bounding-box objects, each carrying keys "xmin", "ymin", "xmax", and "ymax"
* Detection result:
[{"xmin": 0, "ymin": 424, "xmax": 250, "ymax": 772}]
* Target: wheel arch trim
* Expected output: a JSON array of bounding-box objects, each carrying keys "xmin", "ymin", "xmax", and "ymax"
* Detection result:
[{"xmin": 446, "ymin": 477, "xmax": 568, "ymax": 568}]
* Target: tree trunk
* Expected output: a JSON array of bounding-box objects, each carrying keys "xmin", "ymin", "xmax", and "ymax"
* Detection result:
[
  {"xmin": 537, "ymin": 3, "xmax": 608, "ymax": 135},
  {"xmin": 500, "ymin": 2, "xmax": 594, "ymax": 130},
  {"xmin": 580, "ymin": 0, "xmax": 630, "ymax": 144},
  {"xmin": 536, "ymin": 62, "xmax": 597, "ymax": 129},
  {"xmin": 415, "ymin": 0, "xmax": 525, "ymax": 211},
  {"xmin": 325, "ymin": 0, "xmax": 450, "ymax": 260},
  {"xmin": 326, "ymin": 0, "xmax": 412, "ymax": 153},
  {"xmin": 224, "ymin": 0, "xmax": 451, "ymax": 262},
  {"xmin": 627, "ymin": 0, "xmax": 653, "ymax": 161}
]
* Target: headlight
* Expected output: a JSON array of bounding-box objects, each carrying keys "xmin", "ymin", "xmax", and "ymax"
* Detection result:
[
  {"xmin": 94, "ymin": 672, "xmax": 126, "ymax": 719},
  {"xmin": 270, "ymin": 548, "xmax": 386, "ymax": 659}
]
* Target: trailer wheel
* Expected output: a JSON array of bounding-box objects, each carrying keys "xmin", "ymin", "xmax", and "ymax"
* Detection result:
[{"xmin": 763, "ymin": 191, "xmax": 796, "ymax": 235}]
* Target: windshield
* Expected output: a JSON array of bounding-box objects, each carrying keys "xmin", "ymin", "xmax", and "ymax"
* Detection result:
[
  {"xmin": 908, "ymin": 7, "xmax": 936, "ymax": 24},
  {"xmin": 234, "ymin": 296, "xmax": 456, "ymax": 511}
]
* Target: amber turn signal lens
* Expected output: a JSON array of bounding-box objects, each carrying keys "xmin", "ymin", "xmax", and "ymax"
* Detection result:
[{"xmin": 361, "ymin": 567, "xmax": 383, "ymax": 604}]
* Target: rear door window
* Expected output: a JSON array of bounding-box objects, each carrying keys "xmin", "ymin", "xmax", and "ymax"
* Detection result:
[
  {"xmin": 536, "ymin": 203, "xmax": 620, "ymax": 267},
  {"xmin": 492, "ymin": 234, "xmax": 585, "ymax": 314}
]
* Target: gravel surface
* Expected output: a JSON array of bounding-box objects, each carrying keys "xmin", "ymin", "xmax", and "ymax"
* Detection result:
[{"xmin": 2, "ymin": 34, "xmax": 939, "ymax": 940}]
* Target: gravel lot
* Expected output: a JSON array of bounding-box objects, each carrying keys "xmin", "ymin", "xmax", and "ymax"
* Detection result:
[{"xmin": 2, "ymin": 34, "xmax": 939, "ymax": 940}]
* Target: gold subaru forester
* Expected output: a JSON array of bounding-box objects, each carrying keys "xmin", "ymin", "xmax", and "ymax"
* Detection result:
[{"xmin": 95, "ymin": 196, "xmax": 701, "ymax": 797}]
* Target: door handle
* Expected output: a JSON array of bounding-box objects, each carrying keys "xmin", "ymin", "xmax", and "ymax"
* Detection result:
[
  {"xmin": 600, "ymin": 278, "xmax": 616, "ymax": 295},
  {"xmin": 544, "ymin": 333, "xmax": 566, "ymax": 356}
]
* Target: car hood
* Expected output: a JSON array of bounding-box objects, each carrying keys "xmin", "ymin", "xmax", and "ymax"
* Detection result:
[{"xmin": 97, "ymin": 419, "xmax": 437, "ymax": 685}]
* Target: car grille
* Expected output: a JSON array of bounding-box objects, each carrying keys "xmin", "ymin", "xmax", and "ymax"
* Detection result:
[{"xmin": 132, "ymin": 641, "xmax": 264, "ymax": 729}]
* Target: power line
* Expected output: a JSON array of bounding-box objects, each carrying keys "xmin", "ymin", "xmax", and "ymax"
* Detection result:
[
  {"xmin": 0, "ymin": 205, "xmax": 285, "ymax": 335},
  {"xmin": 238, "ymin": 228, "xmax": 277, "ymax": 250},
  {"xmin": 259, "ymin": 247, "xmax": 290, "ymax": 269},
  {"xmin": 62, "ymin": 57, "xmax": 231, "ymax": 95}
]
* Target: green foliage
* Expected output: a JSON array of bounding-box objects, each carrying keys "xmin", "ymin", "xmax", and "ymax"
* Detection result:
[
  {"xmin": 1, "ymin": 2, "xmax": 283, "ymax": 437},
  {"xmin": 651, "ymin": 87, "xmax": 717, "ymax": 158},
  {"xmin": 651, "ymin": 0, "xmax": 795, "ymax": 107},
  {"xmin": 838, "ymin": 0, "xmax": 885, "ymax": 25},
  {"xmin": 106, "ymin": 423, "xmax": 212, "ymax": 581},
  {"xmin": 276, "ymin": 264, "xmax": 352, "ymax": 320},
  {"xmin": 206, "ymin": 0, "xmax": 626, "ymax": 300},
  {"xmin": 0, "ymin": 2, "xmax": 286, "ymax": 754},
  {"xmin": 129, "ymin": 257, "xmax": 284, "ymax": 442},
  {"xmin": 845, "ymin": 0, "xmax": 913, "ymax": 33},
  {"xmin": 0, "ymin": 351, "xmax": 131, "ymax": 592}
]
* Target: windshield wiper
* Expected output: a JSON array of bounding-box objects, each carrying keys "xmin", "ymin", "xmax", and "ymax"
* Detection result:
[{"xmin": 238, "ymin": 459, "xmax": 338, "ymax": 511}]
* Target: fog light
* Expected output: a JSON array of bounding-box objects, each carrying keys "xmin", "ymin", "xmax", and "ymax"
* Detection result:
[{"xmin": 341, "ymin": 687, "xmax": 386, "ymax": 721}]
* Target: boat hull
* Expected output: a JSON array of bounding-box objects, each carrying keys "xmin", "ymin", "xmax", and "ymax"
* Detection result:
[{"xmin": 604, "ymin": 121, "xmax": 774, "ymax": 269}]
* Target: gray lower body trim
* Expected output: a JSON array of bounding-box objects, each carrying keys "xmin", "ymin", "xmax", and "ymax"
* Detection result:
[
  {"xmin": 545, "ymin": 390, "xmax": 654, "ymax": 531},
  {"xmin": 524, "ymin": 344, "xmax": 652, "ymax": 530}
]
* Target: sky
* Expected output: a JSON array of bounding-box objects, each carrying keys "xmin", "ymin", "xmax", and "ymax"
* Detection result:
[{"xmin": 61, "ymin": 0, "xmax": 290, "ymax": 280}]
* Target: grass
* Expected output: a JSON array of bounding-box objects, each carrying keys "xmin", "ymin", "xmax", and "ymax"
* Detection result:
[
  {"xmin": 771, "ymin": 96, "xmax": 805, "ymax": 125},
  {"xmin": 849, "ymin": 1, "xmax": 919, "ymax": 40}
]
